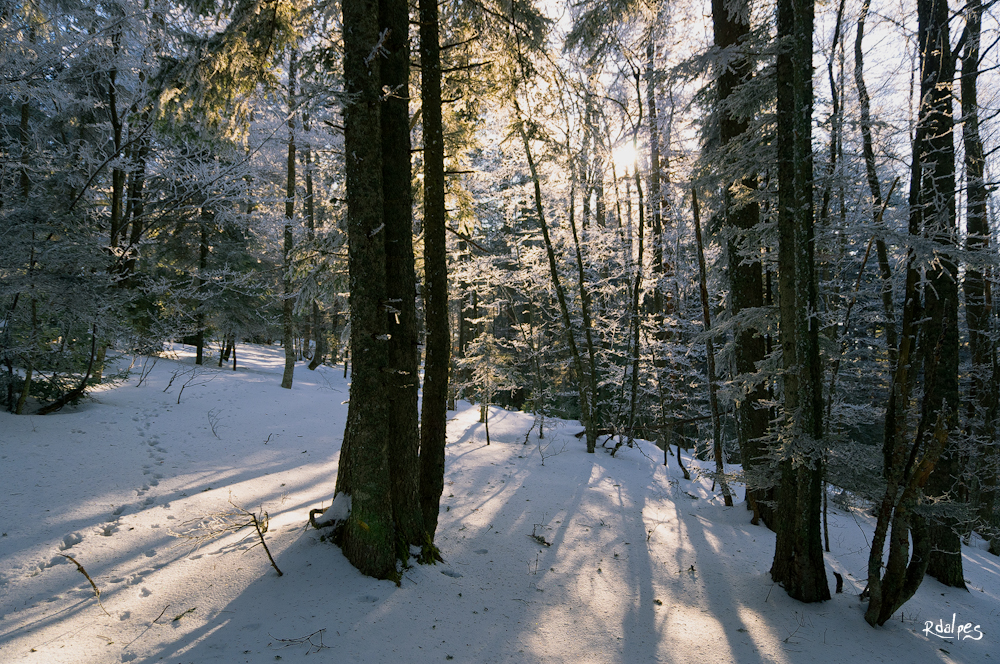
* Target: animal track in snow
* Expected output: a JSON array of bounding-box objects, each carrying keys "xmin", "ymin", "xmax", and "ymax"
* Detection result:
[
  {"xmin": 29, "ymin": 556, "xmax": 66, "ymax": 576},
  {"xmin": 59, "ymin": 532, "xmax": 83, "ymax": 550}
]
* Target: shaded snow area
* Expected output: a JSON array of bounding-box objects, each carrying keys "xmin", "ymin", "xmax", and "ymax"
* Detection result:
[{"xmin": 1, "ymin": 344, "xmax": 998, "ymax": 664}]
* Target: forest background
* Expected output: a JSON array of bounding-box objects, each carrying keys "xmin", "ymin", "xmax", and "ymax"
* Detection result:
[{"xmin": 3, "ymin": 0, "xmax": 1000, "ymax": 627}]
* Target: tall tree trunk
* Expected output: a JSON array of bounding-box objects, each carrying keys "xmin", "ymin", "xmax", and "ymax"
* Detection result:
[
  {"xmin": 97, "ymin": 32, "xmax": 125, "ymax": 383},
  {"xmin": 107, "ymin": 34, "xmax": 125, "ymax": 252},
  {"xmin": 961, "ymin": 0, "xmax": 997, "ymax": 554},
  {"xmin": 626, "ymin": 153, "xmax": 645, "ymax": 446},
  {"xmin": 11, "ymin": 87, "xmax": 34, "ymax": 413},
  {"xmin": 303, "ymin": 112, "xmax": 326, "ymax": 372},
  {"xmin": 646, "ymin": 40, "xmax": 672, "ymax": 455},
  {"xmin": 692, "ymin": 188, "xmax": 733, "ymax": 506},
  {"xmin": 864, "ymin": 0, "xmax": 961, "ymax": 622},
  {"xmin": 195, "ymin": 212, "xmax": 210, "ymax": 365},
  {"xmin": 280, "ymin": 50, "xmax": 298, "ymax": 389},
  {"xmin": 419, "ymin": 0, "xmax": 450, "ymax": 540},
  {"xmin": 517, "ymin": 118, "xmax": 597, "ymax": 453},
  {"xmin": 864, "ymin": 247, "xmax": 943, "ymax": 624},
  {"xmin": 566, "ymin": 147, "xmax": 600, "ymax": 442},
  {"xmin": 336, "ymin": 0, "xmax": 396, "ymax": 580},
  {"xmin": 712, "ymin": 0, "xmax": 772, "ymax": 528},
  {"xmin": 920, "ymin": 0, "xmax": 963, "ymax": 587},
  {"xmin": 854, "ymin": 0, "xmax": 898, "ymax": 361},
  {"xmin": 381, "ymin": 0, "xmax": 424, "ymax": 548},
  {"xmin": 771, "ymin": 0, "xmax": 829, "ymax": 603}
]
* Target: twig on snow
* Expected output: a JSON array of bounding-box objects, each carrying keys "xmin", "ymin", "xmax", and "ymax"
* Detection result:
[
  {"xmin": 170, "ymin": 493, "xmax": 283, "ymax": 576},
  {"xmin": 122, "ymin": 604, "xmax": 170, "ymax": 652},
  {"xmin": 269, "ymin": 628, "xmax": 330, "ymax": 654},
  {"xmin": 59, "ymin": 554, "xmax": 110, "ymax": 616}
]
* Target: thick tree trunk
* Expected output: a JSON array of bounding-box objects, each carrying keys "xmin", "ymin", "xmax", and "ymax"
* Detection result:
[
  {"xmin": 960, "ymin": 0, "xmax": 997, "ymax": 554},
  {"xmin": 280, "ymin": 50, "xmax": 298, "ymax": 390},
  {"xmin": 381, "ymin": 0, "xmax": 424, "ymax": 548},
  {"xmin": 919, "ymin": 0, "xmax": 963, "ymax": 587},
  {"xmin": 336, "ymin": 0, "xmax": 396, "ymax": 580},
  {"xmin": 865, "ymin": 0, "xmax": 962, "ymax": 622},
  {"xmin": 418, "ymin": 0, "xmax": 450, "ymax": 541},
  {"xmin": 771, "ymin": 0, "xmax": 829, "ymax": 603},
  {"xmin": 712, "ymin": 0, "xmax": 772, "ymax": 528}
]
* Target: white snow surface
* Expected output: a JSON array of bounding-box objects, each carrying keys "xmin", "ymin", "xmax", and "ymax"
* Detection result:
[{"xmin": 1, "ymin": 343, "xmax": 997, "ymax": 664}]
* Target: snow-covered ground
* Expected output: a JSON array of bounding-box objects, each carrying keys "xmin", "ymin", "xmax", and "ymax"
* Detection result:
[{"xmin": 1, "ymin": 344, "xmax": 997, "ymax": 664}]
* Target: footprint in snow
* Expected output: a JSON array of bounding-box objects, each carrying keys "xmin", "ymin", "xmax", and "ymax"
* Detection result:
[
  {"xmin": 143, "ymin": 497, "xmax": 155, "ymax": 506},
  {"xmin": 474, "ymin": 549, "xmax": 488, "ymax": 555},
  {"xmin": 112, "ymin": 505, "xmax": 127, "ymax": 516},
  {"xmin": 59, "ymin": 532, "xmax": 83, "ymax": 551},
  {"xmin": 140, "ymin": 587, "xmax": 152, "ymax": 597},
  {"xmin": 441, "ymin": 569, "xmax": 463, "ymax": 578}
]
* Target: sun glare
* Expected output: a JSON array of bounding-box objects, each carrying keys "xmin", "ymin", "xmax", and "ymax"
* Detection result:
[{"xmin": 612, "ymin": 142, "xmax": 638, "ymax": 173}]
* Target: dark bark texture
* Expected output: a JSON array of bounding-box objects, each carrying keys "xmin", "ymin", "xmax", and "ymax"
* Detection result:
[
  {"xmin": 336, "ymin": 0, "xmax": 396, "ymax": 579},
  {"xmin": 918, "ymin": 0, "xmax": 963, "ymax": 588},
  {"xmin": 419, "ymin": 0, "xmax": 450, "ymax": 540},
  {"xmin": 381, "ymin": 0, "xmax": 425, "ymax": 548},
  {"xmin": 712, "ymin": 0, "xmax": 772, "ymax": 529},
  {"xmin": 770, "ymin": 0, "xmax": 830, "ymax": 603}
]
